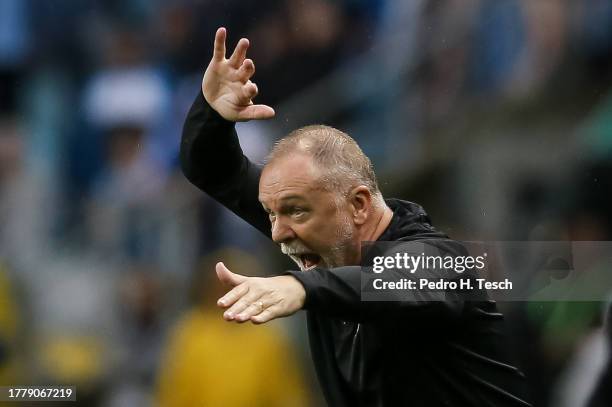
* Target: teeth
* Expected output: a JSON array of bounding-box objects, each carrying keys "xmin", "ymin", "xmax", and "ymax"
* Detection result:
[
  {"xmin": 287, "ymin": 253, "xmax": 320, "ymax": 271},
  {"xmin": 303, "ymin": 254, "xmax": 319, "ymax": 270}
]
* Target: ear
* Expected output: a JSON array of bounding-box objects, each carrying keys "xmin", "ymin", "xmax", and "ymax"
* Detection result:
[{"xmin": 349, "ymin": 186, "xmax": 372, "ymax": 226}]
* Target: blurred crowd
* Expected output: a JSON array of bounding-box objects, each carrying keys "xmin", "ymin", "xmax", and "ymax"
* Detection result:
[{"xmin": 1, "ymin": 0, "xmax": 612, "ymax": 406}]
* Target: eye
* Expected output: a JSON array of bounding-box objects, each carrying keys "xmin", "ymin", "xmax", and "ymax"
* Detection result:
[
  {"xmin": 291, "ymin": 207, "xmax": 307, "ymax": 218},
  {"xmin": 267, "ymin": 211, "xmax": 276, "ymax": 222}
]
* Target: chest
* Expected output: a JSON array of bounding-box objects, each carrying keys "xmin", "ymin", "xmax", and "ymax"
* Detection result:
[{"xmin": 324, "ymin": 319, "xmax": 387, "ymax": 389}]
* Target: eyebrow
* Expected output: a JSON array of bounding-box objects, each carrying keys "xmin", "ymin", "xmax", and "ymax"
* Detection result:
[{"xmin": 259, "ymin": 195, "xmax": 307, "ymax": 210}]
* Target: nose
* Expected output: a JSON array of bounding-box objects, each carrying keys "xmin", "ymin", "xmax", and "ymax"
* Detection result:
[{"xmin": 271, "ymin": 217, "xmax": 296, "ymax": 243}]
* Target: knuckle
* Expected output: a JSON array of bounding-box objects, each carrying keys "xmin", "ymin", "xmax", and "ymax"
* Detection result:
[
  {"xmin": 267, "ymin": 290, "xmax": 280, "ymax": 303},
  {"xmin": 251, "ymin": 277, "xmax": 265, "ymax": 289}
]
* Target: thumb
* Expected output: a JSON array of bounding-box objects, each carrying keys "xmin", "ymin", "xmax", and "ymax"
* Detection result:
[
  {"xmin": 237, "ymin": 104, "xmax": 276, "ymax": 121},
  {"xmin": 216, "ymin": 262, "xmax": 247, "ymax": 286}
]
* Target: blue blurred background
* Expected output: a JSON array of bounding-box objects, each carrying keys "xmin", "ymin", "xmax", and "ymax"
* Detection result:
[{"xmin": 1, "ymin": 0, "xmax": 612, "ymax": 406}]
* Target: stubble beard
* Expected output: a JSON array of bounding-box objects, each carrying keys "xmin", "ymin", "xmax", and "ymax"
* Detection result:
[
  {"xmin": 281, "ymin": 214, "xmax": 356, "ymax": 271},
  {"xmin": 326, "ymin": 213, "xmax": 355, "ymax": 268}
]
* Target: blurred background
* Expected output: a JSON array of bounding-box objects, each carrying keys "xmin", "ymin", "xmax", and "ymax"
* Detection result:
[{"xmin": 1, "ymin": 0, "xmax": 612, "ymax": 406}]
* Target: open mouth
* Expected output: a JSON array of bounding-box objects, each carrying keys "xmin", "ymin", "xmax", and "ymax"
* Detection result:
[{"xmin": 293, "ymin": 253, "xmax": 322, "ymax": 271}]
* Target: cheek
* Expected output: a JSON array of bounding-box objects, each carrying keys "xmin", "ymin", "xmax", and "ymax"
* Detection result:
[{"xmin": 298, "ymin": 214, "xmax": 352, "ymax": 246}]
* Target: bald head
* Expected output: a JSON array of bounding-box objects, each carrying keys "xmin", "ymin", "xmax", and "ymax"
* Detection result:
[{"xmin": 265, "ymin": 125, "xmax": 382, "ymax": 203}]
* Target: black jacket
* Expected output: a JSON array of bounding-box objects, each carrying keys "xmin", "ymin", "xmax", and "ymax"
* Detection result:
[{"xmin": 180, "ymin": 91, "xmax": 532, "ymax": 407}]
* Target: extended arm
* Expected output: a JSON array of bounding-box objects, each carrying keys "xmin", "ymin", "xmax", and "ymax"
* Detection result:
[{"xmin": 218, "ymin": 242, "xmax": 470, "ymax": 324}]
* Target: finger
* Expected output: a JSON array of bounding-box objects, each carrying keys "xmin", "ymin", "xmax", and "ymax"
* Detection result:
[
  {"xmin": 251, "ymin": 306, "xmax": 280, "ymax": 324},
  {"xmin": 224, "ymin": 290, "xmax": 262, "ymax": 321},
  {"xmin": 228, "ymin": 38, "xmax": 249, "ymax": 68},
  {"xmin": 237, "ymin": 104, "xmax": 276, "ymax": 121},
  {"xmin": 216, "ymin": 262, "xmax": 247, "ymax": 287},
  {"xmin": 235, "ymin": 299, "xmax": 268, "ymax": 322},
  {"xmin": 213, "ymin": 27, "xmax": 227, "ymax": 61},
  {"xmin": 243, "ymin": 81, "xmax": 258, "ymax": 99},
  {"xmin": 217, "ymin": 283, "xmax": 248, "ymax": 308},
  {"xmin": 236, "ymin": 59, "xmax": 255, "ymax": 83}
]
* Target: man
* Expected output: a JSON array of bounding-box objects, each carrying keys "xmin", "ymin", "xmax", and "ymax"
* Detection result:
[{"xmin": 180, "ymin": 27, "xmax": 532, "ymax": 406}]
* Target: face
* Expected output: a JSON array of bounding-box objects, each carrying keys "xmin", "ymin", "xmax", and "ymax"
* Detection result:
[{"xmin": 259, "ymin": 153, "xmax": 359, "ymax": 271}]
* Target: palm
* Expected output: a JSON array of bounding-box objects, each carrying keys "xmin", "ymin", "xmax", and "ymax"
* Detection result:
[{"xmin": 202, "ymin": 28, "xmax": 275, "ymax": 122}]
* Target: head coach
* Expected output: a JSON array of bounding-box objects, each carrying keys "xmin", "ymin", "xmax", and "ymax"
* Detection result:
[{"xmin": 180, "ymin": 27, "xmax": 532, "ymax": 407}]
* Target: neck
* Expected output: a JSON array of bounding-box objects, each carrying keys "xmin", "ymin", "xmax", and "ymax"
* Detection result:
[
  {"xmin": 367, "ymin": 203, "xmax": 393, "ymax": 242},
  {"xmin": 350, "ymin": 202, "xmax": 393, "ymax": 265}
]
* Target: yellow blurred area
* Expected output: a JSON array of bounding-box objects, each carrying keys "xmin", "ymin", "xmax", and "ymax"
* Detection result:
[
  {"xmin": 37, "ymin": 335, "xmax": 105, "ymax": 385},
  {"xmin": 156, "ymin": 248, "xmax": 311, "ymax": 407},
  {"xmin": 0, "ymin": 264, "xmax": 20, "ymax": 386},
  {"xmin": 156, "ymin": 309, "xmax": 310, "ymax": 407}
]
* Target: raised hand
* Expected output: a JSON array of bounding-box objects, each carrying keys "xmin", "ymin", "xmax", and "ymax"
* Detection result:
[
  {"xmin": 215, "ymin": 262, "xmax": 306, "ymax": 324},
  {"xmin": 202, "ymin": 27, "xmax": 275, "ymax": 122}
]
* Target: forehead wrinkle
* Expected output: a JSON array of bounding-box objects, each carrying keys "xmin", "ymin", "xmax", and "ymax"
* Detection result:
[{"xmin": 259, "ymin": 183, "xmax": 317, "ymax": 207}]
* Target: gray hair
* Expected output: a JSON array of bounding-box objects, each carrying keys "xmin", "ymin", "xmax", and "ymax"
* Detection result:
[{"xmin": 265, "ymin": 125, "xmax": 383, "ymax": 203}]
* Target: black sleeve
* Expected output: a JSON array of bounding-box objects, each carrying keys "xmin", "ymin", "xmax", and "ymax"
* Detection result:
[
  {"xmin": 180, "ymin": 91, "xmax": 271, "ymax": 237},
  {"xmin": 286, "ymin": 265, "xmax": 466, "ymax": 324},
  {"xmin": 284, "ymin": 240, "xmax": 482, "ymax": 323}
]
